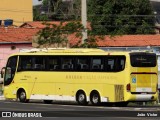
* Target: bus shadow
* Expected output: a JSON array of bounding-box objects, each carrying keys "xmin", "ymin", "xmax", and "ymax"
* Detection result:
[{"xmin": 8, "ymin": 99, "xmax": 160, "ymax": 107}]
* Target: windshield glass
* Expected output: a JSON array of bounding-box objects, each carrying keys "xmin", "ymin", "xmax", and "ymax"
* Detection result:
[
  {"xmin": 4, "ymin": 56, "xmax": 17, "ymax": 86},
  {"xmin": 130, "ymin": 52, "xmax": 157, "ymax": 67}
]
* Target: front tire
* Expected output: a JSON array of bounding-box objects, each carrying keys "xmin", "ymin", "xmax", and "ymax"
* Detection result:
[{"xmin": 18, "ymin": 90, "xmax": 29, "ymax": 103}]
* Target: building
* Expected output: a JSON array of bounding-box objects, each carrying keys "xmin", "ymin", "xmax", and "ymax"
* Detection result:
[
  {"xmin": 0, "ymin": 0, "xmax": 33, "ymax": 26},
  {"xmin": 0, "ymin": 27, "xmax": 38, "ymax": 70}
]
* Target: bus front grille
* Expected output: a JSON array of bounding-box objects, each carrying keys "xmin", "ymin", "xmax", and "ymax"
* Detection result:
[{"xmin": 115, "ymin": 85, "xmax": 124, "ymax": 102}]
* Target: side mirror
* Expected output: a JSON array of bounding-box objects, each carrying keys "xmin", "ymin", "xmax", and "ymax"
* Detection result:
[
  {"xmin": 0, "ymin": 71, "xmax": 3, "ymax": 78},
  {"xmin": 1, "ymin": 67, "xmax": 5, "ymax": 78}
]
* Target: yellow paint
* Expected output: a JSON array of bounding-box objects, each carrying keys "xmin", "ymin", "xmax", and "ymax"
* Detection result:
[{"xmin": 0, "ymin": 0, "xmax": 33, "ymax": 26}]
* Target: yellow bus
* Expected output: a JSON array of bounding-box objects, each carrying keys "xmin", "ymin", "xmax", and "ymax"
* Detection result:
[{"xmin": 1, "ymin": 48, "xmax": 158, "ymax": 106}]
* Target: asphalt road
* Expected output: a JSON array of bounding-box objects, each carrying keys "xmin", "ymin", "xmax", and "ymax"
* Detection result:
[{"xmin": 0, "ymin": 100, "xmax": 159, "ymax": 120}]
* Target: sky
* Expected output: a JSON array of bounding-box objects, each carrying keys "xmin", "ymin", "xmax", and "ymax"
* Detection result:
[{"xmin": 33, "ymin": 0, "xmax": 42, "ymax": 5}]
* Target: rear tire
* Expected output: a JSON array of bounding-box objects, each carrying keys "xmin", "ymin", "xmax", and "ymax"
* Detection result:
[
  {"xmin": 77, "ymin": 91, "xmax": 88, "ymax": 105},
  {"xmin": 90, "ymin": 92, "xmax": 101, "ymax": 105},
  {"xmin": 18, "ymin": 90, "xmax": 29, "ymax": 103}
]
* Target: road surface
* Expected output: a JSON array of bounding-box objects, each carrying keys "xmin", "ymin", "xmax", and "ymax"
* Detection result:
[{"xmin": 0, "ymin": 100, "xmax": 159, "ymax": 120}]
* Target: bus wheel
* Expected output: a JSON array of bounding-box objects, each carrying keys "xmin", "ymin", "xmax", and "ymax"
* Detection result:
[
  {"xmin": 43, "ymin": 100, "xmax": 53, "ymax": 104},
  {"xmin": 90, "ymin": 91, "xmax": 100, "ymax": 105},
  {"xmin": 76, "ymin": 91, "xmax": 88, "ymax": 105},
  {"xmin": 18, "ymin": 90, "xmax": 29, "ymax": 103}
]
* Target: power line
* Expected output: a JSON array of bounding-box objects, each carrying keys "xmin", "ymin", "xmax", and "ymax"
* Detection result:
[{"xmin": 1, "ymin": 6, "xmax": 160, "ymax": 16}]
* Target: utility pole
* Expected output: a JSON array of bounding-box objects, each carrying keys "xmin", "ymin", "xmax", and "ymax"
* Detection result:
[
  {"xmin": 81, "ymin": 0, "xmax": 87, "ymax": 44},
  {"xmin": 48, "ymin": 0, "xmax": 51, "ymax": 19}
]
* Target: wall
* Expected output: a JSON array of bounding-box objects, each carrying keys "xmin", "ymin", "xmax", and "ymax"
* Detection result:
[
  {"xmin": 0, "ymin": 0, "xmax": 33, "ymax": 26},
  {"xmin": 0, "ymin": 44, "xmax": 33, "ymax": 70}
]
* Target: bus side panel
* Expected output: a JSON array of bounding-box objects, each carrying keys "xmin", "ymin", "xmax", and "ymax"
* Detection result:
[
  {"xmin": 29, "ymin": 72, "xmax": 56, "ymax": 100},
  {"xmin": 102, "ymin": 84, "xmax": 115, "ymax": 102},
  {"xmin": 4, "ymin": 74, "xmax": 29, "ymax": 100}
]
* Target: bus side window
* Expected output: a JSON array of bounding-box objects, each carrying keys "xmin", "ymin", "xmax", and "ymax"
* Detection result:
[
  {"xmin": 18, "ymin": 56, "xmax": 32, "ymax": 71},
  {"xmin": 61, "ymin": 57, "xmax": 74, "ymax": 70},
  {"xmin": 48, "ymin": 57, "xmax": 59, "ymax": 70},
  {"xmin": 107, "ymin": 65, "xmax": 111, "ymax": 71},
  {"xmin": 117, "ymin": 57, "xmax": 125, "ymax": 71},
  {"xmin": 106, "ymin": 56, "xmax": 126, "ymax": 72},
  {"xmin": 32, "ymin": 57, "xmax": 46, "ymax": 71},
  {"xmin": 91, "ymin": 58, "xmax": 103, "ymax": 71},
  {"xmin": 107, "ymin": 58, "xmax": 115, "ymax": 71},
  {"xmin": 76, "ymin": 57, "xmax": 90, "ymax": 71}
]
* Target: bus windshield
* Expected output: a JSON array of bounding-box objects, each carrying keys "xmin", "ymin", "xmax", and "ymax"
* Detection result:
[
  {"xmin": 4, "ymin": 56, "xmax": 17, "ymax": 86},
  {"xmin": 130, "ymin": 52, "xmax": 157, "ymax": 67}
]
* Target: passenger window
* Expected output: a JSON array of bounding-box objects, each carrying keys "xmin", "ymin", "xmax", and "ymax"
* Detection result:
[
  {"xmin": 32, "ymin": 57, "xmax": 46, "ymax": 70},
  {"xmin": 91, "ymin": 58, "xmax": 103, "ymax": 70},
  {"xmin": 105, "ymin": 56, "xmax": 125, "ymax": 72},
  {"xmin": 76, "ymin": 57, "xmax": 89, "ymax": 70},
  {"xmin": 18, "ymin": 56, "xmax": 32, "ymax": 71},
  {"xmin": 116, "ymin": 57, "xmax": 125, "ymax": 71},
  {"xmin": 61, "ymin": 57, "xmax": 74, "ymax": 70},
  {"xmin": 48, "ymin": 57, "xmax": 59, "ymax": 70},
  {"xmin": 108, "ymin": 58, "xmax": 115, "ymax": 71}
]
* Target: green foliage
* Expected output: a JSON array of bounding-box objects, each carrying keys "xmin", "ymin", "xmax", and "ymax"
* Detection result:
[
  {"xmin": 88, "ymin": 0, "xmax": 156, "ymax": 35},
  {"xmin": 42, "ymin": 0, "xmax": 48, "ymax": 6},
  {"xmin": 37, "ymin": 21, "xmax": 84, "ymax": 48},
  {"xmin": 33, "ymin": 7, "xmax": 48, "ymax": 21},
  {"xmin": 71, "ymin": 33, "xmax": 104, "ymax": 48},
  {"xmin": 36, "ymin": 21, "xmax": 101, "ymax": 48},
  {"xmin": 40, "ymin": 0, "xmax": 81, "ymax": 20}
]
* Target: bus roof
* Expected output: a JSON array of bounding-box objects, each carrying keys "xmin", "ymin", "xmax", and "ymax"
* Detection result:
[
  {"xmin": 10, "ymin": 48, "xmax": 153, "ymax": 56},
  {"xmin": 20, "ymin": 48, "xmax": 105, "ymax": 53}
]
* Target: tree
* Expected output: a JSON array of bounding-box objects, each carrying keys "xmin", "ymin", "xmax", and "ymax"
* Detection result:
[
  {"xmin": 36, "ymin": 21, "xmax": 84, "ymax": 48},
  {"xmin": 41, "ymin": 0, "xmax": 81, "ymax": 20},
  {"xmin": 33, "ymin": 6, "xmax": 48, "ymax": 21},
  {"xmin": 36, "ymin": 21, "xmax": 102, "ymax": 48},
  {"xmin": 35, "ymin": 0, "xmax": 105, "ymax": 48},
  {"xmin": 88, "ymin": 0, "xmax": 156, "ymax": 35}
]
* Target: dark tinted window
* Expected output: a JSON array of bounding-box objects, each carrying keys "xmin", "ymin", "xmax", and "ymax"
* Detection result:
[
  {"xmin": 91, "ymin": 57, "xmax": 104, "ymax": 71},
  {"xmin": 61, "ymin": 57, "xmax": 74, "ymax": 70},
  {"xmin": 130, "ymin": 53, "xmax": 157, "ymax": 67},
  {"xmin": 32, "ymin": 57, "xmax": 46, "ymax": 70},
  {"xmin": 18, "ymin": 56, "xmax": 46, "ymax": 71},
  {"xmin": 18, "ymin": 56, "xmax": 32, "ymax": 71},
  {"xmin": 76, "ymin": 57, "xmax": 90, "ymax": 71},
  {"xmin": 17, "ymin": 55, "xmax": 126, "ymax": 72},
  {"xmin": 4, "ymin": 56, "xmax": 17, "ymax": 86},
  {"xmin": 48, "ymin": 57, "xmax": 60, "ymax": 70},
  {"xmin": 105, "ymin": 56, "xmax": 126, "ymax": 72}
]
